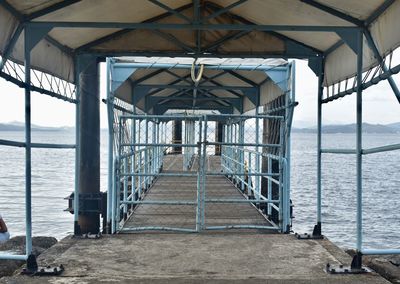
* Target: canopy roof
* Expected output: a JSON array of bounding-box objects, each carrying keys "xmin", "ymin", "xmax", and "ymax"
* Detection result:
[
  {"xmin": 0, "ymin": 0, "xmax": 399, "ymax": 88},
  {"xmin": 111, "ymin": 57, "xmax": 288, "ymax": 114}
]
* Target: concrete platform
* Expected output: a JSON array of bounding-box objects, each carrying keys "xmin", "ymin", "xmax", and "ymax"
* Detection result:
[
  {"xmin": 0, "ymin": 155, "xmax": 390, "ymax": 283},
  {"xmin": 0, "ymin": 233, "xmax": 389, "ymax": 283}
]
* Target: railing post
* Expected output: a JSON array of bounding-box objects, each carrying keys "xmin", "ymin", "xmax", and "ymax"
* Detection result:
[
  {"xmin": 201, "ymin": 118, "xmax": 207, "ymax": 229},
  {"xmin": 123, "ymin": 158, "xmax": 128, "ymax": 219},
  {"xmin": 152, "ymin": 120, "xmax": 157, "ymax": 180},
  {"xmin": 131, "ymin": 109, "xmax": 137, "ymax": 204},
  {"xmin": 145, "ymin": 117, "xmax": 149, "ymax": 188},
  {"xmin": 239, "ymin": 120, "xmax": 245, "ymax": 192},
  {"xmin": 105, "ymin": 58, "xmax": 113, "ymax": 234},
  {"xmin": 267, "ymin": 156, "xmax": 272, "ymax": 216},
  {"xmin": 24, "ymin": 27, "xmax": 33, "ymax": 259},
  {"xmin": 315, "ymin": 58, "xmax": 324, "ymax": 237},
  {"xmin": 355, "ymin": 29, "xmax": 364, "ymax": 261},
  {"xmin": 255, "ymin": 113, "xmax": 260, "ymax": 203},
  {"xmin": 278, "ymin": 120, "xmax": 284, "ymax": 232},
  {"xmin": 196, "ymin": 118, "xmax": 203, "ymax": 232}
]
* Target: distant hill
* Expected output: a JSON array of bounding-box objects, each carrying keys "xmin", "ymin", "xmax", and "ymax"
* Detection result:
[
  {"xmin": 0, "ymin": 122, "xmax": 73, "ymax": 132},
  {"xmin": 293, "ymin": 123, "xmax": 400, "ymax": 134},
  {"xmin": 387, "ymin": 122, "xmax": 400, "ymax": 131}
]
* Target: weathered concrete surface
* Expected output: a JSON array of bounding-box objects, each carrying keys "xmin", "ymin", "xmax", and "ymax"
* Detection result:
[
  {"xmin": 0, "ymin": 155, "xmax": 390, "ymax": 283},
  {"xmin": 0, "ymin": 233, "xmax": 390, "ymax": 283}
]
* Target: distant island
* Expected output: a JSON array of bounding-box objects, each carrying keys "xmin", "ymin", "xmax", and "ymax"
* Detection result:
[
  {"xmin": 0, "ymin": 122, "xmax": 73, "ymax": 132},
  {"xmin": 293, "ymin": 122, "xmax": 400, "ymax": 134},
  {"xmin": 1, "ymin": 121, "xmax": 399, "ymax": 134}
]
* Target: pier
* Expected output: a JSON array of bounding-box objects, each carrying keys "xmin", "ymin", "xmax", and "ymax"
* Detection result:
[{"xmin": 0, "ymin": 1, "xmax": 400, "ymax": 282}]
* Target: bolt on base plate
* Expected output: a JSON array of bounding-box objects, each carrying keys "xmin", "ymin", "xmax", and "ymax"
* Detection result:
[
  {"xmin": 22, "ymin": 265, "xmax": 64, "ymax": 276},
  {"xmin": 294, "ymin": 232, "xmax": 324, "ymax": 240},
  {"xmin": 326, "ymin": 263, "xmax": 371, "ymax": 274}
]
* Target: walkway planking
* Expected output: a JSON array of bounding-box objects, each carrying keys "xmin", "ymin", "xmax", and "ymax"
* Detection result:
[{"xmin": 123, "ymin": 154, "xmax": 270, "ymax": 232}]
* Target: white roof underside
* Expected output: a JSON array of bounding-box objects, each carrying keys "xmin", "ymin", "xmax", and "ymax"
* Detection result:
[
  {"xmin": 0, "ymin": 0, "xmax": 399, "ymax": 87},
  {"xmin": 113, "ymin": 57, "xmax": 287, "ymax": 114}
]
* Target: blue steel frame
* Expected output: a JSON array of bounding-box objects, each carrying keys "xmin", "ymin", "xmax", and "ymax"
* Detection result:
[
  {"xmin": 313, "ymin": 30, "xmax": 400, "ymax": 266},
  {"xmin": 114, "ymin": 114, "xmax": 204, "ymax": 233},
  {"xmin": 106, "ymin": 59, "xmax": 295, "ymax": 233},
  {"xmin": 109, "ymin": 113, "xmax": 290, "ymax": 233},
  {"xmin": 0, "ymin": 26, "xmax": 77, "ymax": 262},
  {"xmin": 0, "ymin": 0, "xmax": 398, "ymax": 267}
]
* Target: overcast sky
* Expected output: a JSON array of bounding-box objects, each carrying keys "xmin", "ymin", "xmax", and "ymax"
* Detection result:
[{"xmin": 0, "ymin": 59, "xmax": 399, "ymax": 128}]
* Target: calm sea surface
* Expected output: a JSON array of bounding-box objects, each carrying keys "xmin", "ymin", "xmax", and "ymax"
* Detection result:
[{"xmin": 0, "ymin": 130, "xmax": 399, "ymax": 250}]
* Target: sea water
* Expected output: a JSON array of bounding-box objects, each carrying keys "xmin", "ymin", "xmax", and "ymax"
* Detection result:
[{"xmin": 0, "ymin": 130, "xmax": 399, "ymax": 250}]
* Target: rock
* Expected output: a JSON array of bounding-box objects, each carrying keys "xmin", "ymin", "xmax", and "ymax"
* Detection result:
[
  {"xmin": 0, "ymin": 236, "xmax": 58, "ymax": 277},
  {"xmin": 345, "ymin": 249, "xmax": 400, "ymax": 283},
  {"xmin": 0, "ymin": 236, "xmax": 57, "ymax": 251}
]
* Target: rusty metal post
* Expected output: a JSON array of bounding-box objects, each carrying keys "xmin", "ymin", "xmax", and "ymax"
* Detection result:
[
  {"xmin": 215, "ymin": 122, "xmax": 223, "ymax": 155},
  {"xmin": 77, "ymin": 58, "xmax": 100, "ymax": 234},
  {"xmin": 172, "ymin": 120, "xmax": 182, "ymax": 154}
]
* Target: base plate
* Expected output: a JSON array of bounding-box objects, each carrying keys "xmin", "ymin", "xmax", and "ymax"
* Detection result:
[
  {"xmin": 294, "ymin": 232, "xmax": 324, "ymax": 240},
  {"xmin": 22, "ymin": 265, "xmax": 64, "ymax": 276},
  {"xmin": 326, "ymin": 263, "xmax": 371, "ymax": 274}
]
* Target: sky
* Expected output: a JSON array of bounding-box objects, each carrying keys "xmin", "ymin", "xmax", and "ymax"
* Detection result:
[{"xmin": 0, "ymin": 59, "xmax": 399, "ymax": 129}]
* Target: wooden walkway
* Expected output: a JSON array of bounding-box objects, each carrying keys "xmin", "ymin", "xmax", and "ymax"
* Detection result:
[{"xmin": 123, "ymin": 154, "xmax": 271, "ymax": 231}]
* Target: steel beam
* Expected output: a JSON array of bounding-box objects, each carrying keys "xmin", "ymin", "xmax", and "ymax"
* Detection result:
[
  {"xmin": 364, "ymin": 30, "xmax": 400, "ymax": 103},
  {"xmin": 300, "ymin": 0, "xmax": 362, "ymax": 26},
  {"xmin": 28, "ymin": 21, "xmax": 361, "ymax": 32},
  {"xmin": 151, "ymin": 29, "xmax": 195, "ymax": 52},
  {"xmin": 366, "ymin": 0, "xmax": 395, "ymax": 26},
  {"xmin": 0, "ymin": 0, "xmax": 22, "ymax": 20},
  {"xmin": 202, "ymin": 0, "xmax": 248, "ymax": 22},
  {"xmin": 205, "ymin": 1, "xmax": 323, "ymax": 56},
  {"xmin": 227, "ymin": 70, "xmax": 258, "ymax": 86},
  {"xmin": 136, "ymin": 83, "xmax": 254, "ymax": 92},
  {"xmin": 74, "ymin": 3, "xmax": 193, "ymax": 52},
  {"xmin": 148, "ymin": 0, "xmax": 191, "ymax": 23},
  {"xmin": 203, "ymin": 30, "xmax": 250, "ymax": 52}
]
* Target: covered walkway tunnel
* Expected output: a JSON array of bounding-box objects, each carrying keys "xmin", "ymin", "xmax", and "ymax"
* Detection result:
[
  {"xmin": 106, "ymin": 57, "xmax": 295, "ymax": 234},
  {"xmin": 0, "ymin": 0, "xmax": 399, "ymax": 275}
]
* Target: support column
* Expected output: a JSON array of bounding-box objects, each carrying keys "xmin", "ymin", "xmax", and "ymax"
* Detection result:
[
  {"xmin": 315, "ymin": 59, "xmax": 324, "ymax": 237},
  {"xmin": 78, "ymin": 58, "xmax": 100, "ymax": 235},
  {"xmin": 172, "ymin": 120, "xmax": 182, "ymax": 154},
  {"xmin": 354, "ymin": 30, "xmax": 364, "ymax": 268},
  {"xmin": 24, "ymin": 28, "xmax": 33, "ymax": 260},
  {"xmin": 215, "ymin": 122, "xmax": 223, "ymax": 155}
]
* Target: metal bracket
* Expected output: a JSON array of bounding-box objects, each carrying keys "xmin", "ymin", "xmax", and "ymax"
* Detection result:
[
  {"xmin": 336, "ymin": 30, "xmax": 360, "ymax": 54},
  {"xmin": 326, "ymin": 253, "xmax": 370, "ymax": 274},
  {"xmin": 66, "ymin": 192, "xmax": 106, "ymax": 214},
  {"xmin": 295, "ymin": 222, "xmax": 323, "ymax": 239},
  {"xmin": 21, "ymin": 254, "xmax": 64, "ymax": 276}
]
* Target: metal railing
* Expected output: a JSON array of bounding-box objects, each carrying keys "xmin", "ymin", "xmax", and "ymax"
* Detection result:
[
  {"xmin": 110, "ymin": 114, "xmax": 292, "ymax": 233},
  {"xmin": 111, "ymin": 115, "xmax": 204, "ymax": 233}
]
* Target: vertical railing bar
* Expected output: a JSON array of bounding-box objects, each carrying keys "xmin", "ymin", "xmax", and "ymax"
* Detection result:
[
  {"xmin": 356, "ymin": 30, "xmax": 364, "ymax": 253},
  {"xmin": 24, "ymin": 29, "xmax": 33, "ymax": 258}
]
